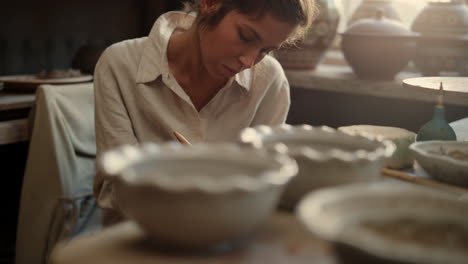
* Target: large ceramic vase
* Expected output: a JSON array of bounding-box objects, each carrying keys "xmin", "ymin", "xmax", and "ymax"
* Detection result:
[
  {"xmin": 411, "ymin": 0, "xmax": 468, "ymax": 76},
  {"xmin": 348, "ymin": 0, "xmax": 401, "ymax": 26},
  {"xmin": 341, "ymin": 11, "xmax": 416, "ymax": 80},
  {"xmin": 274, "ymin": 0, "xmax": 340, "ymax": 70}
]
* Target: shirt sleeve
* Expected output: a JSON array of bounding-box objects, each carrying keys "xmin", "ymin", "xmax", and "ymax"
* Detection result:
[
  {"xmin": 94, "ymin": 50, "xmax": 138, "ymax": 155},
  {"xmin": 250, "ymin": 63, "xmax": 291, "ymax": 126},
  {"xmin": 93, "ymin": 48, "xmax": 138, "ymax": 217}
]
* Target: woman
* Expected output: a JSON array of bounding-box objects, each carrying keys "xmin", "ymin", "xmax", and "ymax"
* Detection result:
[{"xmin": 94, "ymin": 0, "xmax": 316, "ymax": 226}]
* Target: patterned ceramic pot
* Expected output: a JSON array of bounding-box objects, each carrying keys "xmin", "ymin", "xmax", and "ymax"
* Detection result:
[
  {"xmin": 348, "ymin": 0, "xmax": 401, "ymax": 26},
  {"xmin": 411, "ymin": 0, "xmax": 468, "ymax": 76},
  {"xmin": 274, "ymin": 0, "xmax": 340, "ymax": 70}
]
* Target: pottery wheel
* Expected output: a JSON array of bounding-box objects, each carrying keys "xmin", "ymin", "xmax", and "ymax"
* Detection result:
[{"xmin": 403, "ymin": 77, "xmax": 468, "ymax": 94}]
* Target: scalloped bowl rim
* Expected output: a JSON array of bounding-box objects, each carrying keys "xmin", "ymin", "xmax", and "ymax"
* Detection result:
[
  {"xmin": 240, "ymin": 124, "xmax": 395, "ymax": 164},
  {"xmin": 100, "ymin": 142, "xmax": 298, "ymax": 194}
]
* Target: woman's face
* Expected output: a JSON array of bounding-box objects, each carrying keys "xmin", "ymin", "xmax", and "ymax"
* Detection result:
[{"xmin": 198, "ymin": 10, "xmax": 296, "ymax": 79}]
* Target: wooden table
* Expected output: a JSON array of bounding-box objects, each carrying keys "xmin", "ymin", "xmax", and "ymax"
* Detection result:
[
  {"xmin": 49, "ymin": 116, "xmax": 468, "ymax": 264},
  {"xmin": 0, "ymin": 91, "xmax": 35, "ymax": 145},
  {"xmin": 0, "ymin": 91, "xmax": 35, "ymax": 112},
  {"xmin": 50, "ymin": 212, "xmax": 338, "ymax": 264}
]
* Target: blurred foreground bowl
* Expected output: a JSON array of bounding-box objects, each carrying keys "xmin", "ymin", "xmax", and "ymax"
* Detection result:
[
  {"xmin": 297, "ymin": 182, "xmax": 468, "ymax": 264},
  {"xmin": 100, "ymin": 143, "xmax": 297, "ymax": 251}
]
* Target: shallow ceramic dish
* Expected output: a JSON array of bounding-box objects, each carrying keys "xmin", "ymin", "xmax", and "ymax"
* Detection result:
[
  {"xmin": 100, "ymin": 143, "xmax": 298, "ymax": 250},
  {"xmin": 410, "ymin": 141, "xmax": 468, "ymax": 187},
  {"xmin": 297, "ymin": 182, "xmax": 468, "ymax": 264},
  {"xmin": 240, "ymin": 124, "xmax": 395, "ymax": 209}
]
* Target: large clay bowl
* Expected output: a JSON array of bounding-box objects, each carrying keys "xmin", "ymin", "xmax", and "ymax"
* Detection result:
[{"xmin": 100, "ymin": 143, "xmax": 298, "ymax": 251}]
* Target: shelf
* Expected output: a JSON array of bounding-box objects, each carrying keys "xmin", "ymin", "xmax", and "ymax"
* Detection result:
[{"xmin": 286, "ymin": 64, "xmax": 468, "ymax": 107}]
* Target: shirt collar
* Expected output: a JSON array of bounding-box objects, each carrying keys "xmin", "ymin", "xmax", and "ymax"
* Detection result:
[
  {"xmin": 234, "ymin": 67, "xmax": 253, "ymax": 93},
  {"xmin": 136, "ymin": 11, "xmax": 253, "ymax": 92}
]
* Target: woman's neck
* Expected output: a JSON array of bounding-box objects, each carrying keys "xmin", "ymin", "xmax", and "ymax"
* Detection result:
[
  {"xmin": 167, "ymin": 26, "xmax": 224, "ymax": 85},
  {"xmin": 166, "ymin": 25, "xmax": 229, "ymax": 111}
]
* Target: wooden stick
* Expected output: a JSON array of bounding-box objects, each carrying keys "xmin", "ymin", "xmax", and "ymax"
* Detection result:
[
  {"xmin": 382, "ymin": 168, "xmax": 468, "ymax": 195},
  {"xmin": 173, "ymin": 131, "xmax": 192, "ymax": 145}
]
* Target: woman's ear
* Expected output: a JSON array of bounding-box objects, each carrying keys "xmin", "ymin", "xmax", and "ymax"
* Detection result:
[{"xmin": 199, "ymin": 0, "xmax": 222, "ymax": 15}]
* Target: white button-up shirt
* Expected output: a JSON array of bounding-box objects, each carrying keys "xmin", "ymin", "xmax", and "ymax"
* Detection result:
[{"xmin": 93, "ymin": 11, "xmax": 291, "ymax": 224}]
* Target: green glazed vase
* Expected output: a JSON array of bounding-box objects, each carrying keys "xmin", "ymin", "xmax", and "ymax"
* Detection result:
[{"xmin": 416, "ymin": 106, "xmax": 457, "ymax": 141}]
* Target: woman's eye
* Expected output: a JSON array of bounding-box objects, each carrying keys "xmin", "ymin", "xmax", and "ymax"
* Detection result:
[{"xmin": 238, "ymin": 30, "xmax": 253, "ymax": 43}]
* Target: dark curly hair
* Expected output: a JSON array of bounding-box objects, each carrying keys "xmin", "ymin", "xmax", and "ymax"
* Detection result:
[{"xmin": 184, "ymin": 0, "xmax": 317, "ymax": 45}]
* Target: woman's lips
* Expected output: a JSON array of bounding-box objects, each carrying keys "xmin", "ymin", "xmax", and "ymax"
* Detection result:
[{"xmin": 223, "ymin": 65, "xmax": 237, "ymax": 75}]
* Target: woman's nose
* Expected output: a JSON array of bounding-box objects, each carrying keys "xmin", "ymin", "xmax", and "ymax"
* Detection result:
[{"xmin": 238, "ymin": 53, "xmax": 256, "ymax": 69}]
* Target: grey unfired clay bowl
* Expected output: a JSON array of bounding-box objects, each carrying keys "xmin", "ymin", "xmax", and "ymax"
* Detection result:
[
  {"xmin": 410, "ymin": 141, "xmax": 468, "ymax": 187},
  {"xmin": 100, "ymin": 143, "xmax": 297, "ymax": 250},
  {"xmin": 240, "ymin": 124, "xmax": 395, "ymax": 209}
]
